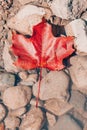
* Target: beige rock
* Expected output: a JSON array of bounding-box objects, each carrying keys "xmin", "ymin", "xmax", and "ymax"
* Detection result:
[
  {"xmin": 18, "ymin": 71, "xmax": 28, "ymax": 80},
  {"xmin": 33, "ymin": 71, "xmax": 70, "ymax": 101},
  {"xmin": 68, "ymin": 55, "xmax": 87, "ymax": 94},
  {"xmin": 47, "ymin": 0, "xmax": 87, "ymax": 19},
  {"xmin": 30, "ymin": 98, "xmax": 43, "ymax": 107},
  {"xmin": 69, "ymin": 90, "xmax": 86, "ymax": 113},
  {"xmin": 3, "ymin": 86, "xmax": 32, "ymax": 109},
  {"xmin": 0, "ymin": 73, "xmax": 15, "ymax": 89},
  {"xmin": 7, "ymin": 4, "xmax": 51, "ymax": 35},
  {"xmin": 84, "ymin": 122, "xmax": 87, "ymax": 130},
  {"xmin": 5, "ymin": 116, "xmax": 20, "ymax": 129},
  {"xmin": 20, "ymin": 74, "xmax": 37, "ymax": 86},
  {"xmin": 44, "ymin": 98, "xmax": 73, "ymax": 116},
  {"xmin": 65, "ymin": 19, "xmax": 87, "ymax": 55},
  {"xmin": 49, "ymin": 114, "xmax": 82, "ymax": 130},
  {"xmin": 17, "ymin": 0, "xmax": 38, "ymax": 5},
  {"xmin": 0, "ymin": 104, "xmax": 6, "ymax": 122},
  {"xmin": 20, "ymin": 107, "xmax": 44, "ymax": 130},
  {"xmin": 81, "ymin": 11, "xmax": 87, "ymax": 21},
  {"xmin": 46, "ymin": 112, "xmax": 56, "ymax": 127},
  {"xmin": 9, "ymin": 107, "xmax": 26, "ymax": 117},
  {"xmin": 3, "ymin": 41, "xmax": 19, "ymax": 73}
]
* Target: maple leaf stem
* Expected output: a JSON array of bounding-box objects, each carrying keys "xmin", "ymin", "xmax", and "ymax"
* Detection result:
[{"xmin": 36, "ymin": 68, "xmax": 42, "ymax": 108}]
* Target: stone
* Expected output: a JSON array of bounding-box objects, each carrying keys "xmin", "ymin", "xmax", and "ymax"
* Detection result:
[
  {"xmin": 4, "ymin": 116, "xmax": 20, "ymax": 129},
  {"xmin": 69, "ymin": 90, "xmax": 86, "ymax": 113},
  {"xmin": 3, "ymin": 86, "xmax": 32, "ymax": 109},
  {"xmin": 9, "ymin": 107, "xmax": 26, "ymax": 117},
  {"xmin": 3, "ymin": 41, "xmax": 19, "ymax": 73},
  {"xmin": 46, "ymin": 112, "xmax": 56, "ymax": 127},
  {"xmin": 81, "ymin": 11, "xmax": 87, "ymax": 21},
  {"xmin": 65, "ymin": 19, "xmax": 87, "ymax": 55},
  {"xmin": 68, "ymin": 55, "xmax": 87, "ymax": 94},
  {"xmin": 20, "ymin": 107, "xmax": 44, "ymax": 130},
  {"xmin": 84, "ymin": 123, "xmax": 87, "ymax": 130},
  {"xmin": 49, "ymin": 114, "xmax": 82, "ymax": 130},
  {"xmin": 30, "ymin": 98, "xmax": 43, "ymax": 107},
  {"xmin": 0, "ymin": 73, "xmax": 15, "ymax": 86},
  {"xmin": 33, "ymin": 71, "xmax": 70, "ymax": 101},
  {"xmin": 7, "ymin": 4, "xmax": 51, "ymax": 35},
  {"xmin": 18, "ymin": 71, "xmax": 28, "ymax": 80},
  {"xmin": 47, "ymin": 0, "xmax": 87, "ymax": 19},
  {"xmin": 20, "ymin": 74, "xmax": 37, "ymax": 86},
  {"xmin": 44, "ymin": 98, "xmax": 73, "ymax": 116},
  {"xmin": 0, "ymin": 104, "xmax": 6, "ymax": 122}
]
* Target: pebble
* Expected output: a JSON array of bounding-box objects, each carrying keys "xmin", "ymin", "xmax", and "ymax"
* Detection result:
[
  {"xmin": 69, "ymin": 90, "xmax": 86, "ymax": 113},
  {"xmin": 0, "ymin": 104, "xmax": 6, "ymax": 122},
  {"xmin": 4, "ymin": 116, "xmax": 20, "ymax": 129},
  {"xmin": 20, "ymin": 107, "xmax": 44, "ymax": 130},
  {"xmin": 18, "ymin": 71, "xmax": 28, "ymax": 80},
  {"xmin": 20, "ymin": 74, "xmax": 37, "ymax": 86},
  {"xmin": 3, "ymin": 86, "xmax": 32, "ymax": 109},
  {"xmin": 44, "ymin": 98, "xmax": 73, "ymax": 116},
  {"xmin": 68, "ymin": 55, "xmax": 87, "ymax": 94},
  {"xmin": 9, "ymin": 107, "xmax": 26, "ymax": 117},
  {"xmin": 7, "ymin": 4, "xmax": 46, "ymax": 35},
  {"xmin": 49, "ymin": 114, "xmax": 82, "ymax": 130},
  {"xmin": 3, "ymin": 41, "xmax": 19, "ymax": 73},
  {"xmin": 33, "ymin": 71, "xmax": 70, "ymax": 101},
  {"xmin": 46, "ymin": 112, "xmax": 56, "ymax": 127},
  {"xmin": 30, "ymin": 98, "xmax": 43, "ymax": 107},
  {"xmin": 0, "ymin": 72, "xmax": 15, "ymax": 89},
  {"xmin": 47, "ymin": 0, "xmax": 87, "ymax": 19}
]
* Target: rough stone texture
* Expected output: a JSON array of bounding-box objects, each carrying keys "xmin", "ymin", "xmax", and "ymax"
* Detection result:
[
  {"xmin": 30, "ymin": 98, "xmax": 43, "ymax": 107},
  {"xmin": 18, "ymin": 71, "xmax": 28, "ymax": 80},
  {"xmin": 46, "ymin": 112, "xmax": 56, "ymax": 127},
  {"xmin": 84, "ymin": 123, "xmax": 87, "ymax": 130},
  {"xmin": 68, "ymin": 55, "xmax": 87, "ymax": 94},
  {"xmin": 69, "ymin": 90, "xmax": 86, "ymax": 113},
  {"xmin": 0, "ymin": 73, "xmax": 15, "ymax": 90},
  {"xmin": 7, "ymin": 4, "xmax": 51, "ymax": 35},
  {"xmin": 44, "ymin": 98, "xmax": 73, "ymax": 116},
  {"xmin": 49, "ymin": 114, "xmax": 82, "ymax": 130},
  {"xmin": 3, "ymin": 41, "xmax": 19, "ymax": 73},
  {"xmin": 65, "ymin": 19, "xmax": 87, "ymax": 55},
  {"xmin": 3, "ymin": 86, "xmax": 32, "ymax": 109},
  {"xmin": 0, "ymin": 104, "xmax": 6, "ymax": 122},
  {"xmin": 9, "ymin": 107, "xmax": 26, "ymax": 117},
  {"xmin": 20, "ymin": 107, "xmax": 44, "ymax": 130},
  {"xmin": 20, "ymin": 74, "xmax": 37, "ymax": 86},
  {"xmin": 81, "ymin": 11, "xmax": 87, "ymax": 21},
  {"xmin": 4, "ymin": 116, "xmax": 20, "ymax": 129},
  {"xmin": 33, "ymin": 71, "xmax": 70, "ymax": 101},
  {"xmin": 47, "ymin": 0, "xmax": 87, "ymax": 19}
]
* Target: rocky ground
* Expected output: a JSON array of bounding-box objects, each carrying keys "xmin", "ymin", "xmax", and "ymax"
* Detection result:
[{"xmin": 0, "ymin": 0, "xmax": 87, "ymax": 130}]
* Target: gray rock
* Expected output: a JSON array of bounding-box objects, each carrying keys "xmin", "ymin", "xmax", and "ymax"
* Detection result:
[
  {"xmin": 49, "ymin": 115, "xmax": 82, "ymax": 130},
  {"xmin": 69, "ymin": 90, "xmax": 86, "ymax": 113},
  {"xmin": 33, "ymin": 71, "xmax": 70, "ymax": 101},
  {"xmin": 68, "ymin": 55, "xmax": 87, "ymax": 94},
  {"xmin": 0, "ymin": 73, "xmax": 15, "ymax": 91}
]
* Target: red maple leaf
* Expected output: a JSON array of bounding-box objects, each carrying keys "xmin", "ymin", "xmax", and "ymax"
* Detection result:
[
  {"xmin": 11, "ymin": 20, "xmax": 74, "ymax": 71},
  {"xmin": 11, "ymin": 20, "xmax": 75, "ymax": 107}
]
